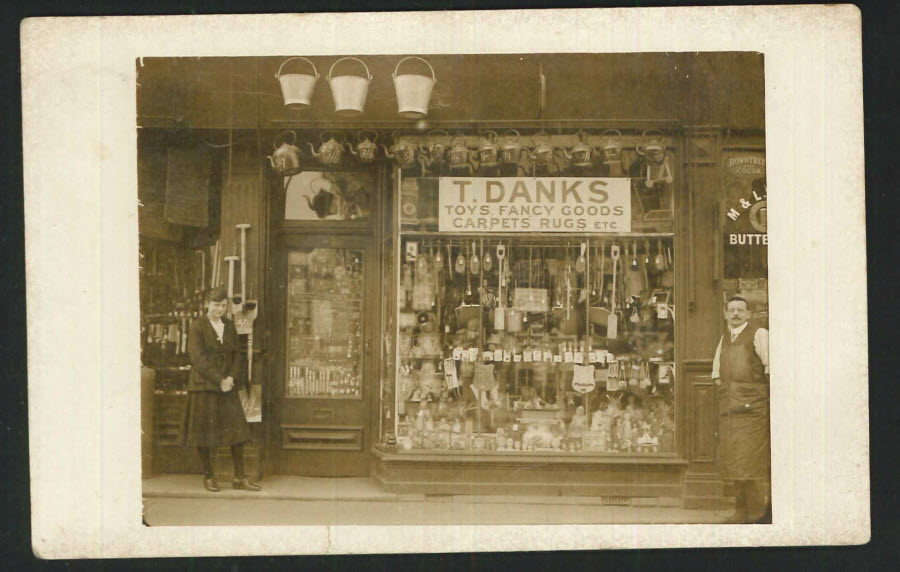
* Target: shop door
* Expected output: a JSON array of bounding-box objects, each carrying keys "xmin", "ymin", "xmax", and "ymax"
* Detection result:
[{"xmin": 273, "ymin": 234, "xmax": 375, "ymax": 476}]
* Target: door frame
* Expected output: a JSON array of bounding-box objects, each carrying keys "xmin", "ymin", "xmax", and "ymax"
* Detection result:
[{"xmin": 263, "ymin": 165, "xmax": 388, "ymax": 477}]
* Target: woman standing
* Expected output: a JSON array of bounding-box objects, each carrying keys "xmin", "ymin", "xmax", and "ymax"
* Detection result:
[{"xmin": 183, "ymin": 286, "xmax": 261, "ymax": 492}]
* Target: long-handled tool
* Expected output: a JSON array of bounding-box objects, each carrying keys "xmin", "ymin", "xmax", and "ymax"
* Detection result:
[
  {"xmin": 494, "ymin": 244, "xmax": 506, "ymax": 331},
  {"xmin": 608, "ymin": 245, "xmax": 620, "ymax": 339},
  {"xmin": 235, "ymin": 223, "xmax": 251, "ymax": 315},
  {"xmin": 224, "ymin": 254, "xmax": 239, "ymax": 319}
]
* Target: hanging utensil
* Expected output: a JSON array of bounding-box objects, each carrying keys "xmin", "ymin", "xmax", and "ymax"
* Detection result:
[
  {"xmin": 575, "ymin": 242, "xmax": 587, "ymax": 273},
  {"xmin": 608, "ymin": 245, "xmax": 620, "ymax": 339},
  {"xmin": 630, "ymin": 240, "xmax": 639, "ymax": 270},
  {"xmin": 565, "ymin": 247, "xmax": 573, "ymax": 319},
  {"xmin": 654, "ymin": 239, "xmax": 665, "ymax": 271},
  {"xmin": 599, "ymin": 241, "xmax": 606, "ymax": 302},
  {"xmin": 470, "ymin": 240, "xmax": 480, "ymax": 274},
  {"xmin": 465, "ymin": 249, "xmax": 473, "ymax": 297},
  {"xmin": 447, "ymin": 242, "xmax": 454, "ymax": 275},
  {"xmin": 433, "ymin": 241, "xmax": 443, "ymax": 277},
  {"xmin": 483, "ymin": 243, "xmax": 493, "ymax": 272},
  {"xmin": 455, "ymin": 240, "xmax": 467, "ymax": 274},
  {"xmin": 417, "ymin": 246, "xmax": 429, "ymax": 275},
  {"xmin": 644, "ymin": 239, "xmax": 651, "ymax": 265},
  {"xmin": 494, "ymin": 243, "xmax": 506, "ymax": 331}
]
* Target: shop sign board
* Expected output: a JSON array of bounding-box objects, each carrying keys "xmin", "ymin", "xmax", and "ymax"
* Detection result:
[
  {"xmin": 722, "ymin": 153, "xmax": 766, "ymax": 179},
  {"xmin": 438, "ymin": 177, "xmax": 631, "ymax": 233}
]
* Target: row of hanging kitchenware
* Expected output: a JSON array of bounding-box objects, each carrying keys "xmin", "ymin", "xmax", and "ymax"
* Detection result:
[
  {"xmin": 268, "ymin": 127, "xmax": 672, "ymax": 178},
  {"xmin": 397, "ymin": 238, "xmax": 674, "ymax": 341},
  {"xmin": 276, "ymin": 56, "xmax": 436, "ymax": 117}
]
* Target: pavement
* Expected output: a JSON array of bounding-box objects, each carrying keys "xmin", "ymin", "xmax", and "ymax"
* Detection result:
[{"xmin": 143, "ymin": 474, "xmax": 734, "ymax": 526}]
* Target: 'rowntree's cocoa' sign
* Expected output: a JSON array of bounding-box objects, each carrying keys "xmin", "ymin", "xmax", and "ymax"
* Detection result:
[{"xmin": 722, "ymin": 153, "xmax": 766, "ymax": 178}]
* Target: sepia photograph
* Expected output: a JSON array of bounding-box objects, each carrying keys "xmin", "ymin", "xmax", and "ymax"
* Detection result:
[
  {"xmin": 136, "ymin": 52, "xmax": 770, "ymax": 526},
  {"xmin": 22, "ymin": 6, "xmax": 868, "ymax": 557}
]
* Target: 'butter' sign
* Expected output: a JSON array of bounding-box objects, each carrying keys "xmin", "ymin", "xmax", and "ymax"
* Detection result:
[{"xmin": 438, "ymin": 177, "xmax": 631, "ymax": 233}]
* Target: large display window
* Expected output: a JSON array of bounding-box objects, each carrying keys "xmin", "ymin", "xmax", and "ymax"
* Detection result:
[{"xmin": 384, "ymin": 166, "xmax": 678, "ymax": 456}]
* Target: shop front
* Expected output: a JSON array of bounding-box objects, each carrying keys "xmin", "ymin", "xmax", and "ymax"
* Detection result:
[{"xmin": 138, "ymin": 53, "xmax": 765, "ymax": 506}]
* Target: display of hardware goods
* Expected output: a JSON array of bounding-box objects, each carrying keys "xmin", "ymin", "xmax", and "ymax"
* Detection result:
[{"xmin": 391, "ymin": 235, "xmax": 676, "ymax": 454}]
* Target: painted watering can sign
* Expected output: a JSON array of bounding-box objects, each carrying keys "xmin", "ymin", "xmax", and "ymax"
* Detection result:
[{"xmin": 438, "ymin": 177, "xmax": 631, "ymax": 233}]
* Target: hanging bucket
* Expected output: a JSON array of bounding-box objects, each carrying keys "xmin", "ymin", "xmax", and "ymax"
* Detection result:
[
  {"xmin": 275, "ymin": 57, "xmax": 319, "ymax": 108},
  {"xmin": 327, "ymin": 57, "xmax": 372, "ymax": 116},
  {"xmin": 393, "ymin": 56, "xmax": 436, "ymax": 118}
]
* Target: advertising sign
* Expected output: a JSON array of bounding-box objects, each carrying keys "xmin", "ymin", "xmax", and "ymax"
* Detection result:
[{"xmin": 438, "ymin": 177, "xmax": 631, "ymax": 233}]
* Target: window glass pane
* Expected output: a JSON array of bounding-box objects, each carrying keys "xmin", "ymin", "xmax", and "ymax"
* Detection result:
[
  {"xmin": 394, "ymin": 236, "xmax": 675, "ymax": 454},
  {"xmin": 286, "ymin": 248, "xmax": 364, "ymax": 398}
]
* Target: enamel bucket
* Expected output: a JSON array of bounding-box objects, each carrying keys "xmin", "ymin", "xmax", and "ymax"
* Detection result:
[
  {"xmin": 393, "ymin": 56, "xmax": 436, "ymax": 118},
  {"xmin": 327, "ymin": 57, "xmax": 372, "ymax": 116},
  {"xmin": 275, "ymin": 57, "xmax": 319, "ymax": 108}
]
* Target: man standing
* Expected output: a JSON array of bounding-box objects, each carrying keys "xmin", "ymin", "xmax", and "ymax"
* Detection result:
[{"xmin": 712, "ymin": 296, "xmax": 771, "ymax": 523}]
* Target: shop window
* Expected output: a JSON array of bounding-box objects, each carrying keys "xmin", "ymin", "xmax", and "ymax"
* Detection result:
[{"xmin": 385, "ymin": 168, "xmax": 677, "ymax": 455}]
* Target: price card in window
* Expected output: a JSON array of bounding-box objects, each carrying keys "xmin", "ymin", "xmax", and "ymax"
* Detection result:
[
  {"xmin": 534, "ymin": 350, "xmax": 544, "ymax": 362},
  {"xmin": 483, "ymin": 351, "xmax": 493, "ymax": 362},
  {"xmin": 469, "ymin": 348, "xmax": 479, "ymax": 362},
  {"xmin": 564, "ymin": 351, "xmax": 574, "ymax": 363},
  {"xmin": 453, "ymin": 347, "xmax": 463, "ymax": 360},
  {"xmin": 657, "ymin": 304, "xmax": 668, "ymax": 320},
  {"xmin": 553, "ymin": 354, "xmax": 562, "ymax": 363},
  {"xmin": 523, "ymin": 351, "xmax": 532, "ymax": 362},
  {"xmin": 405, "ymin": 241, "xmax": 418, "ymax": 263},
  {"xmin": 503, "ymin": 350, "xmax": 512, "ymax": 362},
  {"xmin": 574, "ymin": 351, "xmax": 584, "ymax": 364},
  {"xmin": 444, "ymin": 358, "xmax": 460, "ymax": 389},
  {"xmin": 571, "ymin": 364, "xmax": 596, "ymax": 393},
  {"xmin": 588, "ymin": 351, "xmax": 597, "ymax": 363},
  {"xmin": 513, "ymin": 353, "xmax": 522, "ymax": 363},
  {"xmin": 493, "ymin": 349, "xmax": 503, "ymax": 362},
  {"xmin": 659, "ymin": 364, "xmax": 671, "ymax": 384}
]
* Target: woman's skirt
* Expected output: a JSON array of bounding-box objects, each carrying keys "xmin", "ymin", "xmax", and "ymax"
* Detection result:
[{"xmin": 182, "ymin": 389, "xmax": 253, "ymax": 448}]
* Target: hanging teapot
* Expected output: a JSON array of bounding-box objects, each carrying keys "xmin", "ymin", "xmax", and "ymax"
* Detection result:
[
  {"xmin": 599, "ymin": 129, "xmax": 625, "ymax": 176},
  {"xmin": 267, "ymin": 130, "xmax": 303, "ymax": 176},
  {"xmin": 382, "ymin": 131, "xmax": 419, "ymax": 170},
  {"xmin": 559, "ymin": 130, "xmax": 595, "ymax": 168},
  {"xmin": 307, "ymin": 131, "xmax": 346, "ymax": 167},
  {"xmin": 476, "ymin": 130, "xmax": 500, "ymax": 168},
  {"xmin": 419, "ymin": 129, "xmax": 450, "ymax": 171},
  {"xmin": 635, "ymin": 129, "xmax": 667, "ymax": 165},
  {"xmin": 345, "ymin": 129, "xmax": 379, "ymax": 164},
  {"xmin": 500, "ymin": 129, "xmax": 525, "ymax": 167},
  {"xmin": 635, "ymin": 129, "xmax": 673, "ymax": 188},
  {"xmin": 526, "ymin": 131, "xmax": 556, "ymax": 172},
  {"xmin": 447, "ymin": 135, "xmax": 476, "ymax": 174}
]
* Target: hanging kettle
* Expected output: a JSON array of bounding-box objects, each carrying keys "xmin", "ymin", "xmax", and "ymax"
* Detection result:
[
  {"xmin": 500, "ymin": 129, "xmax": 525, "ymax": 167},
  {"xmin": 382, "ymin": 131, "xmax": 419, "ymax": 170},
  {"xmin": 526, "ymin": 131, "xmax": 556, "ymax": 172},
  {"xmin": 476, "ymin": 130, "xmax": 500, "ymax": 168},
  {"xmin": 307, "ymin": 131, "xmax": 346, "ymax": 167},
  {"xmin": 447, "ymin": 135, "xmax": 476, "ymax": 174},
  {"xmin": 635, "ymin": 129, "xmax": 667, "ymax": 165},
  {"xmin": 346, "ymin": 129, "xmax": 379, "ymax": 164},
  {"xmin": 420, "ymin": 129, "xmax": 450, "ymax": 171},
  {"xmin": 559, "ymin": 130, "xmax": 595, "ymax": 168},
  {"xmin": 267, "ymin": 130, "xmax": 303, "ymax": 176}
]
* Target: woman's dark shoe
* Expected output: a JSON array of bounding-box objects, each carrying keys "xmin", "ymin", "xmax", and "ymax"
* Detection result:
[
  {"xmin": 232, "ymin": 477, "xmax": 261, "ymax": 491},
  {"xmin": 203, "ymin": 476, "xmax": 220, "ymax": 492}
]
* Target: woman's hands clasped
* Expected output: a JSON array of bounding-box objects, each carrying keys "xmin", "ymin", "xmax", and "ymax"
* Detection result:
[{"xmin": 220, "ymin": 376, "xmax": 235, "ymax": 392}]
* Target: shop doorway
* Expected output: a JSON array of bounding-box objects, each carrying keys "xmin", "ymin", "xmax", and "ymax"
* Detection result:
[{"xmin": 270, "ymin": 234, "xmax": 377, "ymax": 476}]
